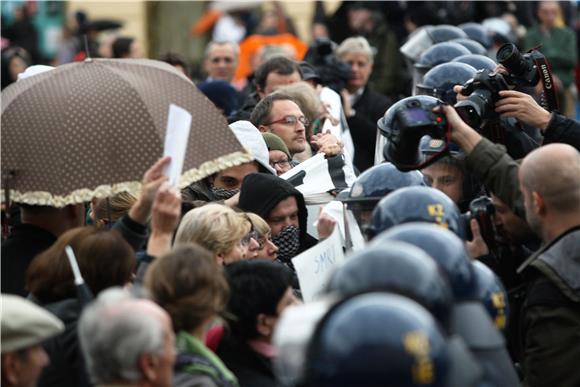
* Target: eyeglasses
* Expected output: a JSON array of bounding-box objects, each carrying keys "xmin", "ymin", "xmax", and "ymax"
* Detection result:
[
  {"xmin": 256, "ymin": 233, "xmax": 273, "ymax": 249},
  {"xmin": 265, "ymin": 115, "xmax": 310, "ymax": 128},
  {"xmin": 240, "ymin": 230, "xmax": 260, "ymax": 247},
  {"xmin": 270, "ymin": 159, "xmax": 290, "ymax": 169}
]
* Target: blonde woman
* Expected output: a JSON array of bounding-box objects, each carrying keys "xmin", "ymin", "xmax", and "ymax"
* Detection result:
[
  {"xmin": 175, "ymin": 204, "xmax": 259, "ymax": 265},
  {"xmin": 245, "ymin": 213, "xmax": 279, "ymax": 261}
]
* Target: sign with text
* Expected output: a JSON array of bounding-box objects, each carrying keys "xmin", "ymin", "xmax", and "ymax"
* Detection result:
[{"xmin": 292, "ymin": 227, "xmax": 345, "ymax": 302}]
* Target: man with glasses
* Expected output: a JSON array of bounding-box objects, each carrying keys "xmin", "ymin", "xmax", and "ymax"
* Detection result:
[
  {"xmin": 251, "ymin": 93, "xmax": 342, "ymax": 164},
  {"xmin": 204, "ymin": 41, "xmax": 239, "ymax": 84}
]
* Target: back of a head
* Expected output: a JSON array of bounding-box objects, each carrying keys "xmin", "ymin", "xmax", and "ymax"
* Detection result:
[
  {"xmin": 367, "ymin": 186, "xmax": 464, "ymax": 239},
  {"xmin": 112, "ymin": 37, "xmax": 134, "ymax": 58},
  {"xmin": 471, "ymin": 261, "xmax": 509, "ymax": 333},
  {"xmin": 327, "ymin": 242, "xmax": 454, "ymax": 329},
  {"xmin": 26, "ymin": 226, "xmax": 136, "ymax": 304},
  {"xmin": 520, "ymin": 143, "xmax": 580, "ymax": 214},
  {"xmin": 373, "ymin": 223, "xmax": 476, "ymax": 301},
  {"xmin": 92, "ymin": 192, "xmax": 137, "ymax": 226},
  {"xmin": 416, "ymin": 42, "xmax": 471, "ymax": 71},
  {"xmin": 145, "ymin": 244, "xmax": 229, "ymax": 333},
  {"xmin": 224, "ymin": 260, "xmax": 293, "ymax": 341},
  {"xmin": 78, "ymin": 288, "xmax": 166, "ymax": 384},
  {"xmin": 198, "ymin": 80, "xmax": 240, "ymax": 116},
  {"xmin": 416, "ymin": 62, "xmax": 477, "ymax": 104},
  {"xmin": 450, "ymin": 38, "xmax": 487, "ymax": 56},
  {"xmin": 344, "ymin": 163, "xmax": 428, "ymax": 205},
  {"xmin": 174, "ymin": 203, "xmax": 249, "ymax": 257},
  {"xmin": 305, "ymin": 293, "xmax": 450, "ymax": 387},
  {"xmin": 273, "ymin": 81, "xmax": 321, "ymax": 127},
  {"xmin": 452, "ymin": 54, "xmax": 497, "ymax": 72},
  {"xmin": 459, "ymin": 23, "xmax": 492, "ymax": 49}
]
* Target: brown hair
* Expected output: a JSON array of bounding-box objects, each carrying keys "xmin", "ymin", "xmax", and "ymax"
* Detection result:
[
  {"xmin": 26, "ymin": 226, "xmax": 136, "ymax": 304},
  {"xmin": 273, "ymin": 81, "xmax": 321, "ymax": 139},
  {"xmin": 145, "ymin": 244, "xmax": 229, "ymax": 333}
]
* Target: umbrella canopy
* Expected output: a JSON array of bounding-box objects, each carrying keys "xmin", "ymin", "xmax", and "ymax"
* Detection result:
[{"xmin": 1, "ymin": 58, "xmax": 252, "ymax": 207}]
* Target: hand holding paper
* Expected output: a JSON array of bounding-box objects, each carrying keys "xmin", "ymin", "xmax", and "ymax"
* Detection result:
[{"xmin": 163, "ymin": 104, "xmax": 192, "ymax": 186}]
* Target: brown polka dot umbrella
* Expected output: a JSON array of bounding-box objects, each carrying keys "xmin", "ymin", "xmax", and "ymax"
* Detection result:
[{"xmin": 1, "ymin": 59, "xmax": 251, "ymax": 207}]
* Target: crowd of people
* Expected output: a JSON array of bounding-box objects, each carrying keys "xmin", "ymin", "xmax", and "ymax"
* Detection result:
[{"xmin": 1, "ymin": 1, "xmax": 580, "ymax": 387}]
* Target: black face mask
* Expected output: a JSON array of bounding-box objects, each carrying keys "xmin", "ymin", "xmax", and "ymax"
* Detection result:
[
  {"xmin": 272, "ymin": 225, "xmax": 300, "ymax": 263},
  {"xmin": 210, "ymin": 185, "xmax": 239, "ymax": 200}
]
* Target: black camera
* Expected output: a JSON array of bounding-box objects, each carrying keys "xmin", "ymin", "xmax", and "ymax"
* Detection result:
[
  {"xmin": 463, "ymin": 196, "xmax": 497, "ymax": 252},
  {"xmin": 304, "ymin": 38, "xmax": 352, "ymax": 93},
  {"xmin": 455, "ymin": 43, "xmax": 547, "ymax": 128},
  {"xmin": 378, "ymin": 96, "xmax": 449, "ymax": 171}
]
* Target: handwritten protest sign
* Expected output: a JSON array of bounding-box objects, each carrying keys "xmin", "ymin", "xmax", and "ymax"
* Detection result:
[
  {"xmin": 163, "ymin": 104, "xmax": 192, "ymax": 186},
  {"xmin": 292, "ymin": 227, "xmax": 345, "ymax": 302}
]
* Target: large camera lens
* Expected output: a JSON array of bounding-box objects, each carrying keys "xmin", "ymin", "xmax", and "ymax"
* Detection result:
[{"xmin": 497, "ymin": 43, "xmax": 527, "ymax": 76}]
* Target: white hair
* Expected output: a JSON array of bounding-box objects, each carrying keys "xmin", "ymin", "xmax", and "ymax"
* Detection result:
[
  {"xmin": 78, "ymin": 288, "xmax": 165, "ymax": 384},
  {"xmin": 336, "ymin": 36, "xmax": 374, "ymax": 64}
]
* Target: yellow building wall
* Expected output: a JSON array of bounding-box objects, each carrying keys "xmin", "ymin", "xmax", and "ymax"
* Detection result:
[{"xmin": 66, "ymin": 0, "xmax": 147, "ymax": 55}]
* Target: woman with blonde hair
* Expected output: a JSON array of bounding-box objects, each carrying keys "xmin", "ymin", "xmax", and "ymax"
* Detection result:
[
  {"xmin": 90, "ymin": 191, "xmax": 137, "ymax": 227},
  {"xmin": 245, "ymin": 213, "xmax": 279, "ymax": 261},
  {"xmin": 174, "ymin": 203, "xmax": 259, "ymax": 265}
]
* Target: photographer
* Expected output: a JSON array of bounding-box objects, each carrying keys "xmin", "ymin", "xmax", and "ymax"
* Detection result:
[
  {"xmin": 494, "ymin": 89, "xmax": 580, "ymax": 151},
  {"xmin": 438, "ymin": 103, "xmax": 580, "ymax": 387}
]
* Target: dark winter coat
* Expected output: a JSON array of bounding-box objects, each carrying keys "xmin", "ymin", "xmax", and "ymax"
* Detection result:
[
  {"xmin": 517, "ymin": 226, "xmax": 580, "ymax": 387},
  {"xmin": 215, "ymin": 333, "xmax": 275, "ymax": 387},
  {"xmin": 1, "ymin": 223, "xmax": 56, "ymax": 296},
  {"xmin": 346, "ymin": 87, "xmax": 392, "ymax": 173},
  {"xmin": 38, "ymin": 298, "xmax": 92, "ymax": 387}
]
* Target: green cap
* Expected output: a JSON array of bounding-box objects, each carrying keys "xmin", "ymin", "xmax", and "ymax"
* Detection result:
[{"xmin": 262, "ymin": 132, "xmax": 291, "ymax": 159}]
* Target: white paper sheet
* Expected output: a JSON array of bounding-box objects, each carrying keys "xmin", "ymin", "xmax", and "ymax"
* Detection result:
[
  {"xmin": 163, "ymin": 104, "xmax": 192, "ymax": 186},
  {"xmin": 292, "ymin": 227, "xmax": 345, "ymax": 302}
]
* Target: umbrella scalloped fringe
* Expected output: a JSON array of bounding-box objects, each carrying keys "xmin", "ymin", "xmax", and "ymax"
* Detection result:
[{"xmin": 1, "ymin": 151, "xmax": 253, "ymax": 208}]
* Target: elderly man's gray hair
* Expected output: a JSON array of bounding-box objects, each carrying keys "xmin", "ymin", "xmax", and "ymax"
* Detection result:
[
  {"xmin": 78, "ymin": 287, "xmax": 165, "ymax": 384},
  {"xmin": 204, "ymin": 40, "xmax": 240, "ymax": 59}
]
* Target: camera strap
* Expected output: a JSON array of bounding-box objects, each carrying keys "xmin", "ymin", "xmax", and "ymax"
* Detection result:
[{"xmin": 529, "ymin": 50, "xmax": 559, "ymax": 112}]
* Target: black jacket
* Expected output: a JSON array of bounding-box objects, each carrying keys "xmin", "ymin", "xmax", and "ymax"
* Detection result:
[
  {"xmin": 542, "ymin": 112, "xmax": 580, "ymax": 151},
  {"xmin": 1, "ymin": 223, "xmax": 56, "ymax": 296},
  {"xmin": 216, "ymin": 333, "xmax": 275, "ymax": 387},
  {"xmin": 228, "ymin": 92, "xmax": 259, "ymax": 124},
  {"xmin": 346, "ymin": 87, "xmax": 392, "ymax": 173},
  {"xmin": 38, "ymin": 298, "xmax": 92, "ymax": 387},
  {"xmin": 517, "ymin": 226, "xmax": 580, "ymax": 387},
  {"xmin": 237, "ymin": 173, "xmax": 317, "ymax": 256}
]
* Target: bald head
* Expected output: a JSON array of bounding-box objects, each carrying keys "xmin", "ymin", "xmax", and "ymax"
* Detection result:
[{"xmin": 520, "ymin": 144, "xmax": 580, "ymax": 213}]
